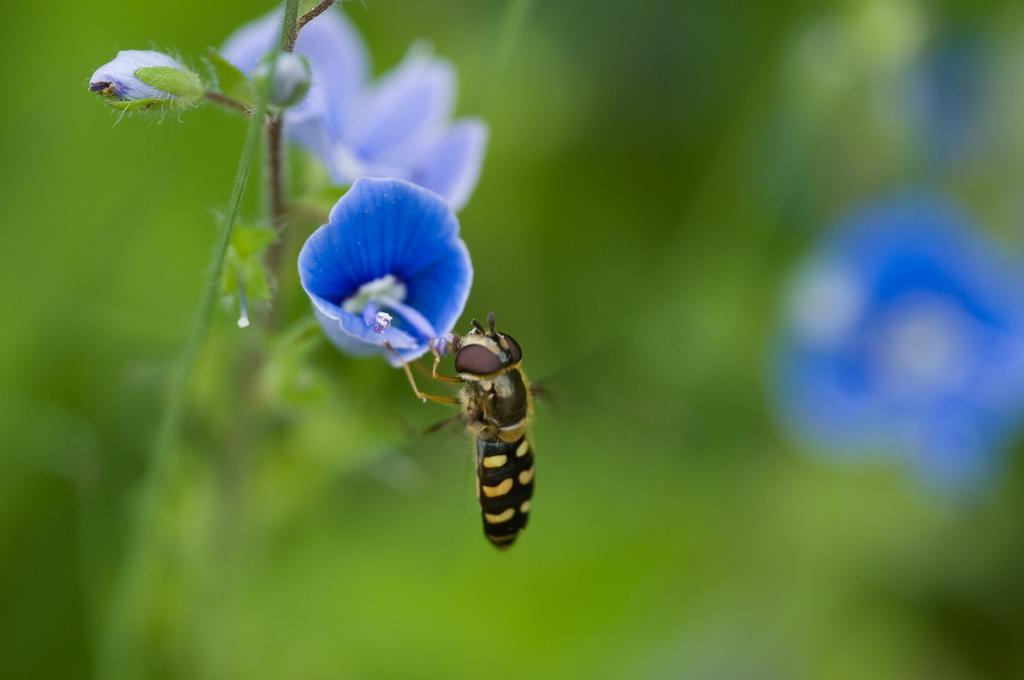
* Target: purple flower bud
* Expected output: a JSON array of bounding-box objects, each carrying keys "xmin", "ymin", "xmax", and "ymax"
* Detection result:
[{"xmin": 89, "ymin": 50, "xmax": 187, "ymax": 101}]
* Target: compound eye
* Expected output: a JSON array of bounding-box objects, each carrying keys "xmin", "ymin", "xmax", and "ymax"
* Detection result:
[
  {"xmin": 502, "ymin": 334, "xmax": 523, "ymax": 363},
  {"xmin": 455, "ymin": 344, "xmax": 503, "ymax": 375}
]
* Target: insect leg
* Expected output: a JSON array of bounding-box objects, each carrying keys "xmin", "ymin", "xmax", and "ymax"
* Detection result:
[
  {"xmin": 430, "ymin": 339, "xmax": 465, "ymax": 384},
  {"xmin": 423, "ymin": 413, "xmax": 465, "ymax": 435},
  {"xmin": 385, "ymin": 343, "xmax": 461, "ymax": 406},
  {"xmin": 411, "ymin": 360, "xmax": 434, "ymax": 379}
]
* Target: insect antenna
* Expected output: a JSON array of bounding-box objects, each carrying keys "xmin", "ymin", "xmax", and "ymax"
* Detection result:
[
  {"xmin": 471, "ymin": 318, "xmax": 486, "ymax": 333},
  {"xmin": 486, "ymin": 312, "xmax": 496, "ymax": 334}
]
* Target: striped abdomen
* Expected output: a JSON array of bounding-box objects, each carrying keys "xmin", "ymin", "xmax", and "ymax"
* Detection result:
[{"xmin": 476, "ymin": 435, "xmax": 534, "ymax": 549}]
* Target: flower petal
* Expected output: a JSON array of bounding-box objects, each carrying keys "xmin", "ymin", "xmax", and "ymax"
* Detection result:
[
  {"xmin": 410, "ymin": 118, "xmax": 488, "ymax": 211},
  {"xmin": 401, "ymin": 237, "xmax": 472, "ymax": 353},
  {"xmin": 220, "ymin": 12, "xmax": 278, "ymax": 74},
  {"xmin": 284, "ymin": 94, "xmax": 337, "ymax": 170},
  {"xmin": 343, "ymin": 46, "xmax": 456, "ymax": 175},
  {"xmin": 312, "ymin": 307, "xmax": 418, "ymax": 359},
  {"xmin": 909, "ymin": 406, "xmax": 999, "ymax": 490}
]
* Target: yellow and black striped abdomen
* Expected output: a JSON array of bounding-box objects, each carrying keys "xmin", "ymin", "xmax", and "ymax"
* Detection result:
[{"xmin": 476, "ymin": 436, "xmax": 534, "ymax": 549}]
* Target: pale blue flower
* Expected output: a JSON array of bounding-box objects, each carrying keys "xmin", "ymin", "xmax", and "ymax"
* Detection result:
[
  {"xmin": 222, "ymin": 8, "xmax": 487, "ymax": 210},
  {"xmin": 298, "ymin": 178, "xmax": 472, "ymax": 364},
  {"xmin": 774, "ymin": 196, "xmax": 1024, "ymax": 488}
]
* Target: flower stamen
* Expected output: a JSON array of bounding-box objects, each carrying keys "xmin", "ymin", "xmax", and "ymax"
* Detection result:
[
  {"xmin": 342, "ymin": 274, "xmax": 437, "ymax": 339},
  {"xmin": 383, "ymin": 299, "xmax": 437, "ymax": 340},
  {"xmin": 372, "ymin": 311, "xmax": 393, "ymax": 334}
]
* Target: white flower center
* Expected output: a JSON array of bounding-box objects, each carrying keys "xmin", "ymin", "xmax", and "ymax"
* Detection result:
[
  {"xmin": 342, "ymin": 274, "xmax": 407, "ymax": 314},
  {"xmin": 876, "ymin": 294, "xmax": 973, "ymax": 398},
  {"xmin": 790, "ymin": 261, "xmax": 865, "ymax": 346}
]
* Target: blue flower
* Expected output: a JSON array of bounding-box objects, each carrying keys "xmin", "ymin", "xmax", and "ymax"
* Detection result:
[
  {"xmin": 773, "ymin": 196, "xmax": 1024, "ymax": 488},
  {"xmin": 221, "ymin": 8, "xmax": 488, "ymax": 211},
  {"xmin": 298, "ymin": 178, "xmax": 472, "ymax": 364},
  {"xmin": 89, "ymin": 50, "xmax": 188, "ymax": 101}
]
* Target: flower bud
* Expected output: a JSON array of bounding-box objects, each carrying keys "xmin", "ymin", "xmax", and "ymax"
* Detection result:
[
  {"xmin": 89, "ymin": 50, "xmax": 203, "ymax": 111},
  {"xmin": 254, "ymin": 52, "xmax": 312, "ymax": 109}
]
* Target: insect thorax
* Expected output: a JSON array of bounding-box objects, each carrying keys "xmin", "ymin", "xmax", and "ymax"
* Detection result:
[{"xmin": 462, "ymin": 368, "xmax": 530, "ymax": 439}]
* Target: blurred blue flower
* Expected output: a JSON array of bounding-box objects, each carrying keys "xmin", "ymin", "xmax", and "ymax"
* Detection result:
[
  {"xmin": 298, "ymin": 178, "xmax": 472, "ymax": 364},
  {"xmin": 222, "ymin": 8, "xmax": 488, "ymax": 211},
  {"xmin": 89, "ymin": 50, "xmax": 186, "ymax": 101},
  {"xmin": 774, "ymin": 196, "xmax": 1024, "ymax": 488}
]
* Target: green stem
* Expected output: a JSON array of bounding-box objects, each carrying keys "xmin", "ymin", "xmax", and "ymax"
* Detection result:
[
  {"xmin": 287, "ymin": 0, "xmax": 336, "ymax": 51},
  {"xmin": 97, "ymin": 3, "xmax": 299, "ymax": 679},
  {"xmin": 265, "ymin": 0, "xmax": 304, "ymax": 314},
  {"xmin": 280, "ymin": 0, "xmax": 300, "ymax": 51},
  {"xmin": 204, "ymin": 90, "xmax": 250, "ymax": 114}
]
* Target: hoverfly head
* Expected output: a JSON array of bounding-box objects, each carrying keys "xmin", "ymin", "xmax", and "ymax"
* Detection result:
[{"xmin": 456, "ymin": 313, "xmax": 523, "ymax": 377}]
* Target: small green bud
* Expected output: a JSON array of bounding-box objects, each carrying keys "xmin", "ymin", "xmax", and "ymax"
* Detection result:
[{"xmin": 253, "ymin": 53, "xmax": 312, "ymax": 110}]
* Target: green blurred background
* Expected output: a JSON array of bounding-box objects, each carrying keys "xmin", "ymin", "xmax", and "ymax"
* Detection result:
[{"xmin": 4, "ymin": 0, "xmax": 1024, "ymax": 677}]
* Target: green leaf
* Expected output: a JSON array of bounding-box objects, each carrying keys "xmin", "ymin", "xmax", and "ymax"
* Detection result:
[
  {"xmin": 232, "ymin": 223, "xmax": 277, "ymax": 259},
  {"xmin": 220, "ymin": 222, "xmax": 277, "ymax": 301},
  {"xmin": 246, "ymin": 258, "xmax": 272, "ymax": 301},
  {"xmin": 134, "ymin": 66, "xmax": 204, "ymax": 101},
  {"xmin": 104, "ymin": 97, "xmax": 173, "ymax": 112},
  {"xmin": 221, "ymin": 253, "xmax": 273, "ymax": 303},
  {"xmin": 206, "ymin": 51, "xmax": 257, "ymax": 106}
]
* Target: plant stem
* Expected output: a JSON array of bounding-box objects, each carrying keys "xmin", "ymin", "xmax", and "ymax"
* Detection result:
[
  {"xmin": 266, "ymin": 0, "xmax": 325, "ymax": 290},
  {"xmin": 266, "ymin": 115, "xmax": 287, "ymax": 231},
  {"xmin": 264, "ymin": 114, "xmax": 288, "ymax": 308},
  {"xmin": 475, "ymin": 0, "xmax": 532, "ymax": 114},
  {"xmin": 204, "ymin": 90, "xmax": 251, "ymax": 114},
  {"xmin": 97, "ymin": 4, "xmax": 299, "ymax": 679},
  {"xmin": 286, "ymin": 0, "xmax": 337, "ymax": 51}
]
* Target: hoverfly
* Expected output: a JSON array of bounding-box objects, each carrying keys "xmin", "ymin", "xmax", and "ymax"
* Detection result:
[{"xmin": 391, "ymin": 313, "xmax": 535, "ymax": 549}]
